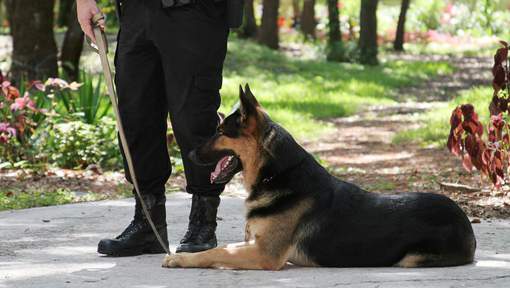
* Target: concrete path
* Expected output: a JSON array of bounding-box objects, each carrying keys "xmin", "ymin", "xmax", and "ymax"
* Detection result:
[{"xmin": 1, "ymin": 192, "xmax": 509, "ymax": 288}]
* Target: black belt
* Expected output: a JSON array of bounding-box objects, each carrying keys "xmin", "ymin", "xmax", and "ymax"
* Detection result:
[
  {"xmin": 116, "ymin": 0, "xmax": 243, "ymax": 29},
  {"xmin": 161, "ymin": 0, "xmax": 224, "ymax": 8}
]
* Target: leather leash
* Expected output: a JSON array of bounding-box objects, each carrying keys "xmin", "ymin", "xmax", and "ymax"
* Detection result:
[{"xmin": 90, "ymin": 13, "xmax": 171, "ymax": 256}]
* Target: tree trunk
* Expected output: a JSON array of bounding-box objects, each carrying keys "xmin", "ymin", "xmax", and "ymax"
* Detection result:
[
  {"xmin": 326, "ymin": 0, "xmax": 346, "ymax": 62},
  {"xmin": 258, "ymin": 0, "xmax": 279, "ymax": 50},
  {"xmin": 3, "ymin": 0, "xmax": 12, "ymax": 34},
  {"xmin": 393, "ymin": 0, "xmax": 410, "ymax": 51},
  {"xmin": 300, "ymin": 0, "xmax": 315, "ymax": 39},
  {"xmin": 291, "ymin": 0, "xmax": 300, "ymax": 28},
  {"xmin": 5, "ymin": 0, "xmax": 58, "ymax": 81},
  {"xmin": 359, "ymin": 0, "xmax": 379, "ymax": 65},
  {"xmin": 61, "ymin": 1, "xmax": 83, "ymax": 81},
  {"xmin": 57, "ymin": 0, "xmax": 72, "ymax": 27},
  {"xmin": 239, "ymin": 0, "xmax": 257, "ymax": 39},
  {"xmin": 0, "ymin": 0, "xmax": 5, "ymax": 28}
]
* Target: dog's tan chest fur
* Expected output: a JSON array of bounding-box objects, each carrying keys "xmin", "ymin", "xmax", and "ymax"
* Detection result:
[{"xmin": 243, "ymin": 196, "xmax": 316, "ymax": 265}]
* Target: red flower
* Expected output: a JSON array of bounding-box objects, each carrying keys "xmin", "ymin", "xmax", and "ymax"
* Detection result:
[
  {"xmin": 1, "ymin": 81, "xmax": 20, "ymax": 101},
  {"xmin": 277, "ymin": 16, "xmax": 286, "ymax": 28}
]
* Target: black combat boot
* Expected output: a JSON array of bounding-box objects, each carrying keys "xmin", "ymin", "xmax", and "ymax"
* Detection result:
[
  {"xmin": 97, "ymin": 193, "xmax": 169, "ymax": 256},
  {"xmin": 176, "ymin": 194, "xmax": 220, "ymax": 253}
]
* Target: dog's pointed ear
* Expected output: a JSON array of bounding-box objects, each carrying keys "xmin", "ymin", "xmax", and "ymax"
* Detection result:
[
  {"xmin": 244, "ymin": 84, "xmax": 259, "ymax": 107},
  {"xmin": 240, "ymin": 83, "xmax": 259, "ymax": 119},
  {"xmin": 239, "ymin": 84, "xmax": 245, "ymax": 98}
]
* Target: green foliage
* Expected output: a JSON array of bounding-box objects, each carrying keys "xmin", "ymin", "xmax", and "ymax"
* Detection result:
[
  {"xmin": 394, "ymin": 87, "xmax": 492, "ymax": 146},
  {"xmin": 327, "ymin": 41, "xmax": 356, "ymax": 63},
  {"xmin": 403, "ymin": 0, "xmax": 510, "ymax": 38},
  {"xmin": 42, "ymin": 118, "xmax": 120, "ymax": 169},
  {"xmin": 341, "ymin": 0, "xmax": 362, "ymax": 30},
  {"xmin": 0, "ymin": 71, "xmax": 121, "ymax": 169},
  {"xmin": 97, "ymin": 0, "xmax": 118, "ymax": 29},
  {"xmin": 412, "ymin": 0, "xmax": 445, "ymax": 31},
  {"xmin": 221, "ymin": 38, "xmax": 453, "ymax": 139},
  {"xmin": 0, "ymin": 185, "xmax": 134, "ymax": 211},
  {"xmin": 0, "ymin": 188, "xmax": 74, "ymax": 210},
  {"xmin": 167, "ymin": 132, "xmax": 184, "ymax": 174},
  {"xmin": 439, "ymin": 0, "xmax": 509, "ymax": 37},
  {"xmin": 52, "ymin": 73, "xmax": 111, "ymax": 124}
]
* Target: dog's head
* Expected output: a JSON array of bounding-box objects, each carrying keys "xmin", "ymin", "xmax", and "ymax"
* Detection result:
[{"xmin": 189, "ymin": 84, "xmax": 307, "ymax": 186}]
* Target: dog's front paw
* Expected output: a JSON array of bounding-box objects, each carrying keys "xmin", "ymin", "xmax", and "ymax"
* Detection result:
[{"xmin": 162, "ymin": 254, "xmax": 180, "ymax": 268}]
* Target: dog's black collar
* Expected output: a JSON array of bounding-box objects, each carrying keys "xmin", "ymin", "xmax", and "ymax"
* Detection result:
[
  {"xmin": 259, "ymin": 154, "xmax": 307, "ymax": 185},
  {"xmin": 257, "ymin": 121, "xmax": 308, "ymax": 185}
]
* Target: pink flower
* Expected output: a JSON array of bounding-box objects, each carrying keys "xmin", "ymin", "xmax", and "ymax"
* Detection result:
[
  {"xmin": 44, "ymin": 77, "xmax": 69, "ymax": 89},
  {"xmin": 444, "ymin": 3, "xmax": 454, "ymax": 14},
  {"xmin": 29, "ymin": 80, "xmax": 46, "ymax": 91},
  {"xmin": 10, "ymin": 92, "xmax": 35, "ymax": 111},
  {"xmin": 68, "ymin": 81, "xmax": 83, "ymax": 90},
  {"xmin": 43, "ymin": 78, "xmax": 82, "ymax": 91},
  {"xmin": 0, "ymin": 122, "xmax": 16, "ymax": 143}
]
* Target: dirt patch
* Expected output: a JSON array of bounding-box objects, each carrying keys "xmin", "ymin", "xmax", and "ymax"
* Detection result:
[{"xmin": 0, "ymin": 167, "xmax": 185, "ymax": 198}]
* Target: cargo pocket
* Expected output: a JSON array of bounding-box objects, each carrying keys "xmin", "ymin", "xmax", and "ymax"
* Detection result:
[{"xmin": 194, "ymin": 74, "xmax": 223, "ymax": 91}]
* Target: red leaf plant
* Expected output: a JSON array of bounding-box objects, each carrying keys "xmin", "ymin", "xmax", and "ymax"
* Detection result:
[{"xmin": 448, "ymin": 42, "xmax": 510, "ymax": 188}]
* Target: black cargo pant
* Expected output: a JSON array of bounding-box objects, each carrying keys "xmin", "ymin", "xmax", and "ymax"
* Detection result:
[{"xmin": 115, "ymin": 0, "xmax": 228, "ymax": 197}]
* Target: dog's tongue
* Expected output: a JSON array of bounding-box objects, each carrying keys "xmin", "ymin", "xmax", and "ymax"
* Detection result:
[{"xmin": 210, "ymin": 156, "xmax": 232, "ymax": 184}]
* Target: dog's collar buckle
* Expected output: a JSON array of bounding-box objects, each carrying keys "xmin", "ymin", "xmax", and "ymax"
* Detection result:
[{"xmin": 262, "ymin": 176, "xmax": 274, "ymax": 184}]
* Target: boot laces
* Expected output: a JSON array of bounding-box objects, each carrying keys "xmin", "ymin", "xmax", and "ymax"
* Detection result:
[{"xmin": 116, "ymin": 220, "xmax": 145, "ymax": 240}]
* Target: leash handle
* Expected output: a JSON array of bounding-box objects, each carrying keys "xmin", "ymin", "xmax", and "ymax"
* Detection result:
[
  {"xmin": 91, "ymin": 13, "xmax": 171, "ymax": 256},
  {"xmin": 89, "ymin": 14, "xmax": 107, "ymax": 53}
]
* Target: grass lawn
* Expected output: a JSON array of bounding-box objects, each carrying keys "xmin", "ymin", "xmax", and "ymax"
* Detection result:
[
  {"xmin": 218, "ymin": 37, "xmax": 454, "ymax": 139},
  {"xmin": 403, "ymin": 41, "xmax": 501, "ymax": 58},
  {"xmin": 393, "ymin": 87, "xmax": 492, "ymax": 146}
]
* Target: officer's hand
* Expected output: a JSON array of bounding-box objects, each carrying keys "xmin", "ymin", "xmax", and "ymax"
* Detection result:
[{"xmin": 77, "ymin": 0, "xmax": 105, "ymax": 44}]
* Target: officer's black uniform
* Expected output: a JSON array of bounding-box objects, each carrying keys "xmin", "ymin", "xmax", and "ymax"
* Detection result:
[{"xmin": 98, "ymin": 0, "xmax": 235, "ymax": 256}]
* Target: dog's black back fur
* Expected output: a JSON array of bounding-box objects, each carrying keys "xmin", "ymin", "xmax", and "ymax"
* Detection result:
[{"xmin": 249, "ymin": 120, "xmax": 476, "ymax": 267}]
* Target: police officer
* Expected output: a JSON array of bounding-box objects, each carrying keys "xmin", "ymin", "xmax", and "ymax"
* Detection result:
[{"xmin": 77, "ymin": 0, "xmax": 242, "ymax": 256}]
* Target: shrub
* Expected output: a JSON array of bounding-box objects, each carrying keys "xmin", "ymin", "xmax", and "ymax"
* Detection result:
[{"xmin": 43, "ymin": 118, "xmax": 121, "ymax": 169}]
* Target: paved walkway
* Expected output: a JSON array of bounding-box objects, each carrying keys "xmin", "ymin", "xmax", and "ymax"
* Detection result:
[{"xmin": 1, "ymin": 192, "xmax": 510, "ymax": 288}]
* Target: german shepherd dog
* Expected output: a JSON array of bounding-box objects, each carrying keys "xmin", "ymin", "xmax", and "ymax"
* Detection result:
[{"xmin": 162, "ymin": 85, "xmax": 476, "ymax": 270}]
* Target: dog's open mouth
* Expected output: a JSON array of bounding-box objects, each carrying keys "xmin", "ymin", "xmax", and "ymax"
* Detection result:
[{"xmin": 210, "ymin": 155, "xmax": 241, "ymax": 184}]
